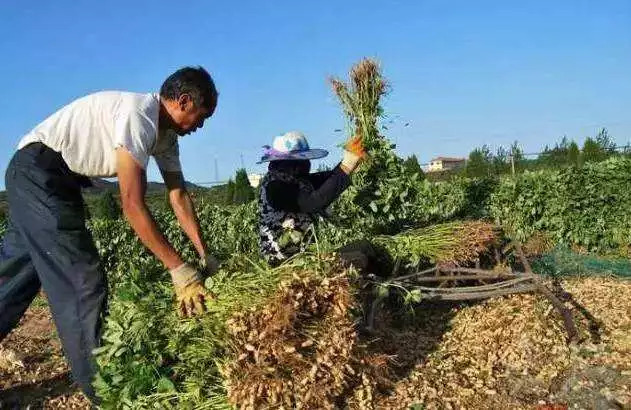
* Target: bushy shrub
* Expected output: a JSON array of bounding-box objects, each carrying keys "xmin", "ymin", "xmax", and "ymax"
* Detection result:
[
  {"xmin": 92, "ymin": 190, "xmax": 122, "ymax": 220},
  {"xmin": 490, "ymin": 156, "xmax": 631, "ymax": 254}
]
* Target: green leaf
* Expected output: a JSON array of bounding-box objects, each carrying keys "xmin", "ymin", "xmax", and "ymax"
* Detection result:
[
  {"xmin": 290, "ymin": 230, "xmax": 303, "ymax": 243},
  {"xmin": 157, "ymin": 377, "xmax": 176, "ymax": 393},
  {"xmin": 374, "ymin": 284, "xmax": 389, "ymax": 299},
  {"xmin": 407, "ymin": 289, "xmax": 422, "ymax": 304}
]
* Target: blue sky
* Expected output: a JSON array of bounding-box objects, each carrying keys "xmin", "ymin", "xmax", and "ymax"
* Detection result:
[{"xmin": 0, "ymin": 1, "xmax": 629, "ymax": 188}]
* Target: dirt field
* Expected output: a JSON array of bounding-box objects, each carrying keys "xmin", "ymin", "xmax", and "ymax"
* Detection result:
[
  {"xmin": 0, "ymin": 296, "xmax": 88, "ymax": 409},
  {"xmin": 1, "ymin": 277, "xmax": 630, "ymax": 409}
]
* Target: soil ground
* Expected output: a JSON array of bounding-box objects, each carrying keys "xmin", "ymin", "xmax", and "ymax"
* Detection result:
[{"xmin": 0, "ymin": 296, "xmax": 89, "ymax": 409}]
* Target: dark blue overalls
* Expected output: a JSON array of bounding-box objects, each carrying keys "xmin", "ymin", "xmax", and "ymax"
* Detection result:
[{"xmin": 0, "ymin": 143, "xmax": 106, "ymax": 401}]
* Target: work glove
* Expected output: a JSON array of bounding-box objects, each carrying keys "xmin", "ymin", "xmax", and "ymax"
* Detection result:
[
  {"xmin": 341, "ymin": 135, "xmax": 366, "ymax": 174},
  {"xmin": 169, "ymin": 263, "xmax": 210, "ymax": 318}
]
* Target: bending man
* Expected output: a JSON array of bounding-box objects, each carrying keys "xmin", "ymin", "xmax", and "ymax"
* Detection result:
[{"xmin": 0, "ymin": 66, "xmax": 218, "ymax": 401}]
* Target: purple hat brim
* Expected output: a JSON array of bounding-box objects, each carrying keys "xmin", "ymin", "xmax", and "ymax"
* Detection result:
[{"xmin": 257, "ymin": 149, "xmax": 329, "ymax": 164}]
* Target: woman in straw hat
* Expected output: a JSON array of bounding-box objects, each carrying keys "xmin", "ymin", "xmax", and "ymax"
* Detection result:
[{"xmin": 257, "ymin": 131, "xmax": 372, "ymax": 266}]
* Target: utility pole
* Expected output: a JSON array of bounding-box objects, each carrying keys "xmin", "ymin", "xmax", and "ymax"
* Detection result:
[
  {"xmin": 214, "ymin": 158, "xmax": 219, "ymax": 182},
  {"xmin": 510, "ymin": 154, "xmax": 515, "ymax": 176},
  {"xmin": 240, "ymin": 154, "xmax": 245, "ymax": 170}
]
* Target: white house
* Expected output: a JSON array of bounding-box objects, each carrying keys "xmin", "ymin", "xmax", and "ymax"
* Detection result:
[{"xmin": 428, "ymin": 157, "xmax": 466, "ymax": 172}]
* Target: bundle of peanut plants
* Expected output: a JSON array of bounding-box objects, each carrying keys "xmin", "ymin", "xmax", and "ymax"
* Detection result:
[
  {"xmin": 329, "ymin": 59, "xmax": 470, "ymax": 234},
  {"xmin": 374, "ymin": 220, "xmax": 500, "ymax": 268}
]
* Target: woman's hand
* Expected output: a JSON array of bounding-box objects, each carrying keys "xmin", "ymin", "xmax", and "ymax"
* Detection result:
[{"xmin": 341, "ymin": 135, "xmax": 366, "ymax": 174}]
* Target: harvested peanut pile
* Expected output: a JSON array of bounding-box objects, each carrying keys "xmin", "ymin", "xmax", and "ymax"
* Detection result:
[
  {"xmin": 224, "ymin": 273, "xmax": 390, "ymax": 409},
  {"xmin": 374, "ymin": 277, "xmax": 631, "ymax": 410}
]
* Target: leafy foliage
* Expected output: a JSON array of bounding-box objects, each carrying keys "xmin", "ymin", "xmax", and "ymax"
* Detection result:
[
  {"xmin": 567, "ymin": 141, "xmax": 581, "ymax": 166},
  {"xmin": 91, "ymin": 221, "xmax": 363, "ymax": 408},
  {"xmin": 221, "ymin": 169, "xmax": 255, "ymax": 206},
  {"xmin": 465, "ymin": 145, "xmax": 493, "ymax": 177},
  {"xmin": 91, "ymin": 202, "xmax": 260, "ymax": 407},
  {"xmin": 462, "ymin": 129, "xmax": 621, "ymax": 178},
  {"xmin": 224, "ymin": 179, "xmax": 235, "ymax": 205},
  {"xmin": 92, "ymin": 190, "xmax": 122, "ymax": 220},
  {"xmin": 581, "ymin": 128, "xmax": 616, "ymax": 164},
  {"xmin": 403, "ymin": 154, "xmax": 424, "ymax": 179},
  {"xmin": 329, "ymin": 59, "xmax": 470, "ymax": 234},
  {"xmin": 232, "ymin": 168, "xmax": 255, "ymax": 204},
  {"xmin": 490, "ymin": 156, "xmax": 631, "ymax": 254},
  {"xmin": 197, "ymin": 185, "xmax": 232, "ymax": 206}
]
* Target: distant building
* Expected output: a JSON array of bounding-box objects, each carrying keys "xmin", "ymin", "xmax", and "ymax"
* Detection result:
[
  {"xmin": 247, "ymin": 173, "xmax": 263, "ymax": 188},
  {"xmin": 428, "ymin": 157, "xmax": 466, "ymax": 172}
]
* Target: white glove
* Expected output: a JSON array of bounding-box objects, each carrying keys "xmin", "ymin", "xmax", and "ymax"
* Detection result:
[
  {"xmin": 341, "ymin": 150, "xmax": 362, "ymax": 174},
  {"xmin": 340, "ymin": 135, "xmax": 366, "ymax": 174}
]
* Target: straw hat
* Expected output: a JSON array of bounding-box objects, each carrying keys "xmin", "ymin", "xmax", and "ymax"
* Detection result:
[{"xmin": 258, "ymin": 131, "xmax": 328, "ymax": 163}]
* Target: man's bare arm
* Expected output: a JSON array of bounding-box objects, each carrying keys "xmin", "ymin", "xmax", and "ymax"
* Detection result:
[
  {"xmin": 161, "ymin": 170, "xmax": 207, "ymax": 259},
  {"xmin": 116, "ymin": 148, "xmax": 183, "ymax": 269}
]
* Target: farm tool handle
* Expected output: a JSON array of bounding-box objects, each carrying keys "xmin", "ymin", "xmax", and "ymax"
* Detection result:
[{"xmin": 513, "ymin": 242, "xmax": 579, "ymax": 343}]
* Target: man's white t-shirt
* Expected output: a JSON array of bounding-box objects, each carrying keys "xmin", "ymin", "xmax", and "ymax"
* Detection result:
[{"xmin": 18, "ymin": 91, "xmax": 182, "ymax": 177}]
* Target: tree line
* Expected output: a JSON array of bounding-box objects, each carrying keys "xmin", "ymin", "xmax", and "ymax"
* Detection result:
[{"xmin": 448, "ymin": 128, "xmax": 624, "ymax": 179}]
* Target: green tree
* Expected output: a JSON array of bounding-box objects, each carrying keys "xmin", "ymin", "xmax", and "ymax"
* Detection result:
[
  {"xmin": 581, "ymin": 129, "xmax": 616, "ymax": 164},
  {"xmin": 493, "ymin": 141, "xmax": 527, "ymax": 175},
  {"xmin": 93, "ymin": 190, "xmax": 121, "ymax": 220},
  {"xmin": 403, "ymin": 154, "xmax": 425, "ymax": 179},
  {"xmin": 510, "ymin": 141, "xmax": 524, "ymax": 161},
  {"xmin": 537, "ymin": 144, "xmax": 552, "ymax": 168},
  {"xmin": 224, "ymin": 179, "xmax": 236, "ymax": 205},
  {"xmin": 492, "ymin": 146, "xmax": 509, "ymax": 175},
  {"xmin": 582, "ymin": 137, "xmax": 606, "ymax": 163},
  {"xmin": 465, "ymin": 145, "xmax": 492, "ymax": 177},
  {"xmin": 537, "ymin": 136, "xmax": 582, "ymax": 168},
  {"xmin": 595, "ymin": 128, "xmax": 616, "ymax": 153},
  {"xmin": 568, "ymin": 141, "xmax": 580, "ymax": 166},
  {"xmin": 233, "ymin": 169, "xmax": 255, "ymax": 204},
  {"xmin": 510, "ymin": 141, "xmax": 526, "ymax": 173}
]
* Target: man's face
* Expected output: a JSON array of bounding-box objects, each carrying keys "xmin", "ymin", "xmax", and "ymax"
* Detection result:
[{"xmin": 170, "ymin": 94, "xmax": 214, "ymax": 136}]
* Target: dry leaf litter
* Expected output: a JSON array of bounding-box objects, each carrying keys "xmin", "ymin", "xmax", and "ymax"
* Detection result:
[{"xmin": 375, "ymin": 276, "xmax": 631, "ymax": 410}]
